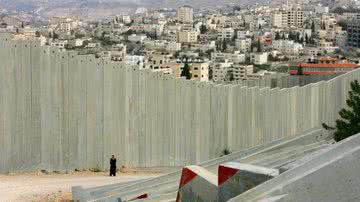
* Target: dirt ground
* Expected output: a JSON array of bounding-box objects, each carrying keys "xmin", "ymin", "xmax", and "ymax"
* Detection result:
[{"xmin": 0, "ymin": 171, "xmax": 160, "ymax": 202}]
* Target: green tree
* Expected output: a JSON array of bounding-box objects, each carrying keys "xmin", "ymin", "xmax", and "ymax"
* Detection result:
[
  {"xmin": 297, "ymin": 64, "xmax": 303, "ymax": 75},
  {"xmin": 295, "ymin": 32, "xmax": 301, "ymax": 43},
  {"xmin": 311, "ymin": 21, "xmax": 316, "ymax": 34},
  {"xmin": 181, "ymin": 63, "xmax": 192, "ymax": 80},
  {"xmin": 222, "ymin": 40, "xmax": 228, "ymax": 51},
  {"xmin": 52, "ymin": 31, "xmax": 59, "ymax": 39},
  {"xmin": 323, "ymin": 80, "xmax": 360, "ymax": 142},
  {"xmin": 256, "ymin": 39, "xmax": 262, "ymax": 52},
  {"xmin": 275, "ymin": 32, "xmax": 281, "ymax": 40},
  {"xmin": 338, "ymin": 20, "xmax": 349, "ymax": 30},
  {"xmin": 305, "ymin": 33, "xmax": 309, "ymax": 44},
  {"xmin": 200, "ymin": 24, "xmax": 208, "ymax": 34}
]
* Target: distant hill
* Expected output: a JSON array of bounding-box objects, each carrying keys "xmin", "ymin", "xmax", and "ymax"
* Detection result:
[{"xmin": 0, "ymin": 0, "xmax": 265, "ymax": 11}]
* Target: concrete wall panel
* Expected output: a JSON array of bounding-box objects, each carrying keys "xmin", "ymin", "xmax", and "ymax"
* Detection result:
[{"xmin": 1, "ymin": 37, "xmax": 360, "ymax": 172}]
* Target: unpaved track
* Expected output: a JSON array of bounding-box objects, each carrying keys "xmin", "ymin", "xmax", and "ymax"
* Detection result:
[{"xmin": 0, "ymin": 172, "xmax": 159, "ymax": 202}]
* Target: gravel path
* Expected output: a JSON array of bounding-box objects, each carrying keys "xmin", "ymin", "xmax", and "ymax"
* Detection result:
[{"xmin": 0, "ymin": 172, "xmax": 159, "ymax": 202}]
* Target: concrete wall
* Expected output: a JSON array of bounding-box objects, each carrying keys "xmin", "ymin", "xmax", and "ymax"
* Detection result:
[
  {"xmin": 230, "ymin": 133, "xmax": 360, "ymax": 202},
  {"xmin": 230, "ymin": 74, "xmax": 341, "ymax": 89},
  {"xmin": 0, "ymin": 35, "xmax": 359, "ymax": 172}
]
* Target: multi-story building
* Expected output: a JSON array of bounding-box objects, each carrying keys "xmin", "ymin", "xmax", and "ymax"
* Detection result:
[
  {"xmin": 271, "ymin": 12, "xmax": 287, "ymax": 28},
  {"xmin": 177, "ymin": 6, "xmax": 194, "ymax": 23},
  {"xmin": 289, "ymin": 57, "xmax": 360, "ymax": 75},
  {"xmin": 147, "ymin": 52, "xmax": 174, "ymax": 70},
  {"xmin": 212, "ymin": 62, "xmax": 233, "ymax": 82},
  {"xmin": 231, "ymin": 64, "xmax": 254, "ymax": 80},
  {"xmin": 272, "ymin": 40, "xmax": 303, "ymax": 55},
  {"xmin": 271, "ymin": 8, "xmax": 304, "ymax": 28},
  {"xmin": 347, "ymin": 21, "xmax": 360, "ymax": 49},
  {"xmin": 218, "ymin": 28, "xmax": 235, "ymax": 41},
  {"xmin": 335, "ymin": 31, "xmax": 348, "ymax": 49},
  {"xmin": 318, "ymin": 39, "xmax": 338, "ymax": 53},
  {"xmin": 235, "ymin": 38, "xmax": 252, "ymax": 53},
  {"xmin": 177, "ymin": 30, "xmax": 198, "ymax": 43},
  {"xmin": 211, "ymin": 52, "xmax": 246, "ymax": 63},
  {"xmin": 343, "ymin": 13, "xmax": 360, "ymax": 21},
  {"xmin": 250, "ymin": 52, "xmax": 268, "ymax": 65},
  {"xmin": 128, "ymin": 34, "xmax": 147, "ymax": 43},
  {"xmin": 212, "ymin": 62, "xmax": 255, "ymax": 81},
  {"xmin": 286, "ymin": 8, "xmax": 304, "ymax": 27},
  {"xmin": 189, "ymin": 63, "xmax": 209, "ymax": 81}
]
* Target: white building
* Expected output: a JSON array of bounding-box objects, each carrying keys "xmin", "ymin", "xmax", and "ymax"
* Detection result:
[
  {"xmin": 212, "ymin": 62, "xmax": 233, "ymax": 82},
  {"xmin": 128, "ymin": 34, "xmax": 147, "ymax": 43},
  {"xmin": 272, "ymin": 12, "xmax": 287, "ymax": 28},
  {"xmin": 335, "ymin": 31, "xmax": 348, "ymax": 48},
  {"xmin": 126, "ymin": 55, "xmax": 145, "ymax": 68},
  {"xmin": 272, "ymin": 40, "xmax": 303, "ymax": 55},
  {"xmin": 250, "ymin": 52, "xmax": 268, "ymax": 65},
  {"xmin": 50, "ymin": 40, "xmax": 68, "ymax": 49},
  {"xmin": 166, "ymin": 42, "xmax": 182, "ymax": 52},
  {"xmin": 235, "ymin": 38, "xmax": 252, "ymax": 53},
  {"xmin": 211, "ymin": 52, "xmax": 246, "ymax": 63},
  {"xmin": 315, "ymin": 6, "xmax": 329, "ymax": 14},
  {"xmin": 271, "ymin": 8, "xmax": 304, "ymax": 28},
  {"xmin": 177, "ymin": 6, "xmax": 194, "ymax": 23},
  {"xmin": 218, "ymin": 28, "xmax": 235, "ymax": 40},
  {"xmin": 237, "ymin": 30, "xmax": 253, "ymax": 39},
  {"xmin": 231, "ymin": 64, "xmax": 254, "ymax": 80},
  {"xmin": 177, "ymin": 30, "xmax": 198, "ymax": 43}
]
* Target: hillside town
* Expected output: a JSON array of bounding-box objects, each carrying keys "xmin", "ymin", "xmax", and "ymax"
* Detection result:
[
  {"xmin": 1, "ymin": 1, "xmax": 360, "ymax": 83},
  {"xmin": 2, "ymin": 0, "xmax": 360, "ymax": 201}
]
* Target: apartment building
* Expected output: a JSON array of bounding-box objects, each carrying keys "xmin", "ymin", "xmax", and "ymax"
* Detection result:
[
  {"xmin": 235, "ymin": 38, "xmax": 252, "ymax": 53},
  {"xmin": 189, "ymin": 63, "xmax": 209, "ymax": 81},
  {"xmin": 271, "ymin": 8, "xmax": 304, "ymax": 28},
  {"xmin": 218, "ymin": 28, "xmax": 235, "ymax": 40},
  {"xmin": 177, "ymin": 6, "xmax": 194, "ymax": 23},
  {"xmin": 211, "ymin": 52, "xmax": 246, "ymax": 63},
  {"xmin": 177, "ymin": 30, "xmax": 198, "ymax": 43},
  {"xmin": 347, "ymin": 20, "xmax": 360, "ymax": 49}
]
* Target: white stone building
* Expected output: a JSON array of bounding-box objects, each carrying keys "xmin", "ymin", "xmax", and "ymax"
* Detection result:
[
  {"xmin": 177, "ymin": 6, "xmax": 194, "ymax": 23},
  {"xmin": 235, "ymin": 38, "xmax": 252, "ymax": 53},
  {"xmin": 272, "ymin": 40, "xmax": 303, "ymax": 55}
]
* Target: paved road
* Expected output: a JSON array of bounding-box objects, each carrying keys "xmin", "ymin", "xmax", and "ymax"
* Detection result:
[{"xmin": 0, "ymin": 172, "xmax": 158, "ymax": 202}]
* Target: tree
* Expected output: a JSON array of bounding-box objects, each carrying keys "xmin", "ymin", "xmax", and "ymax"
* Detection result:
[
  {"xmin": 181, "ymin": 63, "xmax": 192, "ymax": 80},
  {"xmin": 338, "ymin": 20, "xmax": 349, "ymax": 30},
  {"xmin": 295, "ymin": 32, "xmax": 301, "ymax": 43},
  {"xmin": 299, "ymin": 36, "xmax": 304, "ymax": 44},
  {"xmin": 323, "ymin": 80, "xmax": 360, "ymax": 142},
  {"xmin": 233, "ymin": 6, "xmax": 241, "ymax": 12},
  {"xmin": 256, "ymin": 39, "xmax": 262, "ymax": 52},
  {"xmin": 305, "ymin": 33, "xmax": 309, "ymax": 44},
  {"xmin": 200, "ymin": 24, "xmax": 208, "ymax": 34},
  {"xmin": 281, "ymin": 33, "xmax": 285, "ymax": 39},
  {"xmin": 275, "ymin": 32, "xmax": 281, "ymax": 40},
  {"xmin": 52, "ymin": 31, "xmax": 59, "ymax": 39},
  {"xmin": 35, "ymin": 31, "xmax": 41, "ymax": 37},
  {"xmin": 297, "ymin": 64, "xmax": 303, "ymax": 75},
  {"xmin": 311, "ymin": 21, "xmax": 316, "ymax": 34},
  {"xmin": 225, "ymin": 70, "xmax": 235, "ymax": 81},
  {"xmin": 209, "ymin": 66, "xmax": 213, "ymax": 81},
  {"xmin": 222, "ymin": 40, "xmax": 228, "ymax": 51}
]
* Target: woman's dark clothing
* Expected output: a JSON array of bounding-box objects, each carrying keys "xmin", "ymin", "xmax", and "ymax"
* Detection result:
[{"xmin": 110, "ymin": 158, "xmax": 117, "ymax": 176}]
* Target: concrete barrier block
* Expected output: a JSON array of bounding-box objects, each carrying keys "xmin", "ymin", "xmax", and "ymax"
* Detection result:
[
  {"xmin": 218, "ymin": 162, "xmax": 279, "ymax": 202},
  {"xmin": 72, "ymin": 186, "xmax": 92, "ymax": 202},
  {"xmin": 176, "ymin": 166, "xmax": 218, "ymax": 202}
]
